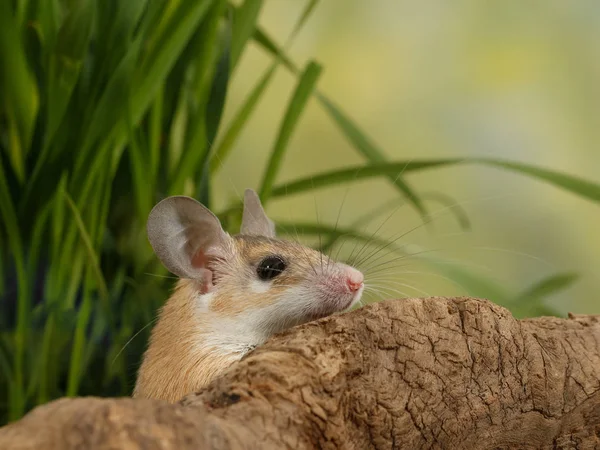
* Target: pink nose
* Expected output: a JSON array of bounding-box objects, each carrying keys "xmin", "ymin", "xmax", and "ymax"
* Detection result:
[{"xmin": 346, "ymin": 273, "xmax": 364, "ymax": 292}]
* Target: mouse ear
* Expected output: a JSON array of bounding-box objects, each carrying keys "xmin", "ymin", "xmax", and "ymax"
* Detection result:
[
  {"xmin": 240, "ymin": 189, "xmax": 276, "ymax": 238},
  {"xmin": 147, "ymin": 196, "xmax": 232, "ymax": 280}
]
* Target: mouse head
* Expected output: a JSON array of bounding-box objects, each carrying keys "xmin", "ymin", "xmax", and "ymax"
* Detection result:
[{"xmin": 147, "ymin": 189, "xmax": 364, "ymax": 334}]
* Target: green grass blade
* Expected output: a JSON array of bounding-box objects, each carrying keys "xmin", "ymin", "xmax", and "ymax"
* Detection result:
[
  {"xmin": 43, "ymin": 0, "xmax": 95, "ymax": 149},
  {"xmin": 36, "ymin": 315, "xmax": 55, "ymax": 404},
  {"xmin": 73, "ymin": 37, "xmax": 143, "ymax": 176},
  {"xmin": 513, "ymin": 273, "xmax": 578, "ymax": 305},
  {"xmin": 253, "ymin": 27, "xmax": 297, "ymax": 72},
  {"xmin": 259, "ymin": 61, "xmax": 322, "ymax": 202},
  {"xmin": 0, "ymin": 0, "xmax": 40, "ymax": 182},
  {"xmin": 28, "ymin": 0, "xmax": 60, "ymax": 51},
  {"xmin": 14, "ymin": 0, "xmax": 30, "ymax": 28},
  {"xmin": 210, "ymin": 62, "xmax": 277, "ymax": 173},
  {"xmin": 418, "ymin": 251, "xmax": 514, "ymax": 305},
  {"xmin": 0, "ymin": 343, "xmax": 12, "ymax": 392},
  {"xmin": 319, "ymin": 198, "xmax": 407, "ymax": 254},
  {"xmin": 291, "ymin": 0, "xmax": 320, "ymax": 35},
  {"xmin": 211, "ymin": 0, "xmax": 320, "ymax": 174},
  {"xmin": 169, "ymin": 0, "xmax": 229, "ymax": 198},
  {"xmin": 271, "ymin": 157, "xmax": 600, "ymax": 206},
  {"xmin": 317, "ymin": 94, "xmax": 430, "ymax": 217},
  {"xmin": 270, "ymin": 159, "xmax": 461, "ymax": 198},
  {"xmin": 477, "ymin": 158, "xmax": 600, "ymax": 204},
  {"xmin": 148, "ymin": 89, "xmax": 163, "ymax": 184},
  {"xmin": 229, "ymin": 0, "xmax": 263, "ymax": 71},
  {"xmin": 126, "ymin": 100, "xmax": 152, "ymax": 222},
  {"xmin": 60, "ymin": 189, "xmax": 110, "ymax": 313},
  {"xmin": 204, "ymin": 8, "xmax": 231, "ymax": 150},
  {"xmin": 420, "ymin": 192, "xmax": 471, "ymax": 230},
  {"xmin": 66, "ymin": 271, "xmax": 93, "ymax": 396},
  {"xmin": 251, "ymin": 26, "xmax": 428, "ymax": 219},
  {"xmin": 0, "ymin": 159, "xmax": 29, "ymax": 421},
  {"xmin": 76, "ymin": 0, "xmax": 215, "ymax": 185},
  {"xmin": 131, "ymin": 0, "xmax": 216, "ymax": 133},
  {"xmin": 412, "ymin": 249, "xmax": 561, "ymax": 318},
  {"xmin": 315, "ymin": 93, "xmax": 390, "ymax": 163},
  {"xmin": 276, "ymin": 221, "xmax": 404, "ymax": 255},
  {"xmin": 197, "ymin": 13, "xmax": 231, "ymax": 206},
  {"xmin": 0, "ymin": 238, "xmax": 4, "ymax": 296},
  {"xmin": 26, "ymin": 205, "xmax": 50, "ymax": 278},
  {"xmin": 505, "ymin": 272, "xmax": 570, "ymax": 317},
  {"xmin": 319, "ymin": 191, "xmax": 471, "ymax": 254}
]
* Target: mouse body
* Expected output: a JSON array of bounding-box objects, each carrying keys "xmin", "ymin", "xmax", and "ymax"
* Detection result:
[{"xmin": 133, "ymin": 189, "xmax": 364, "ymax": 402}]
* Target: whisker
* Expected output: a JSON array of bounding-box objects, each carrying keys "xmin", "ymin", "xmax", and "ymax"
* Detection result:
[
  {"xmin": 144, "ymin": 272, "xmax": 179, "ymax": 280},
  {"xmin": 348, "ymin": 159, "xmax": 418, "ymax": 266},
  {"xmin": 326, "ymin": 177, "xmax": 357, "ymax": 272},
  {"xmin": 361, "ymin": 248, "xmax": 441, "ymax": 275},
  {"xmin": 367, "ymin": 280, "xmax": 432, "ymax": 298},
  {"xmin": 111, "ymin": 319, "xmax": 157, "ymax": 367},
  {"xmin": 471, "ymin": 246, "xmax": 556, "ymax": 270},
  {"xmin": 312, "ymin": 184, "xmax": 324, "ymax": 273},
  {"xmin": 351, "ymin": 191, "xmax": 525, "ymax": 270}
]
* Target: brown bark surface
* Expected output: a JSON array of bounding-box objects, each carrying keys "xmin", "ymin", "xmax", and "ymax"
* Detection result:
[{"xmin": 1, "ymin": 297, "xmax": 599, "ymax": 449}]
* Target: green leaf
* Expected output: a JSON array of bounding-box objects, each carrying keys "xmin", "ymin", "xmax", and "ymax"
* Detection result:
[
  {"xmin": 148, "ymin": 89, "xmax": 164, "ymax": 184},
  {"xmin": 318, "ymin": 94, "xmax": 430, "ymax": 218},
  {"xmin": 517, "ymin": 272, "xmax": 578, "ymax": 302},
  {"xmin": 210, "ymin": 61, "xmax": 277, "ymax": 174},
  {"xmin": 0, "ymin": 159, "xmax": 29, "ymax": 420},
  {"xmin": 28, "ymin": 0, "xmax": 60, "ymax": 50},
  {"xmin": 76, "ymin": 0, "xmax": 215, "ymax": 185},
  {"xmin": 205, "ymin": 19, "xmax": 231, "ymax": 149},
  {"xmin": 0, "ymin": 0, "xmax": 40, "ymax": 182},
  {"xmin": 291, "ymin": 0, "xmax": 320, "ymax": 37},
  {"xmin": 126, "ymin": 97, "xmax": 152, "ymax": 222},
  {"xmin": 229, "ymin": 0, "xmax": 263, "ymax": 71},
  {"xmin": 253, "ymin": 27, "xmax": 297, "ymax": 72},
  {"xmin": 66, "ymin": 271, "xmax": 94, "ymax": 396},
  {"xmin": 259, "ymin": 60, "xmax": 322, "ymax": 202},
  {"xmin": 255, "ymin": 29, "xmax": 600, "ymax": 217},
  {"xmin": 319, "ymin": 191, "xmax": 471, "ymax": 255},
  {"xmin": 478, "ymin": 159, "xmax": 600, "ymax": 204},
  {"xmin": 275, "ymin": 221, "xmax": 401, "ymax": 254},
  {"xmin": 168, "ymin": 0, "xmax": 230, "ymax": 201},
  {"xmin": 44, "ymin": 0, "xmax": 95, "ymax": 150},
  {"xmin": 60, "ymin": 189, "xmax": 111, "ymax": 316},
  {"xmin": 419, "ymin": 252, "xmax": 514, "ymax": 305},
  {"xmin": 252, "ymin": 27, "xmax": 428, "ymax": 219},
  {"xmin": 73, "ymin": 36, "xmax": 143, "ymax": 177},
  {"xmin": 211, "ymin": 0, "xmax": 320, "ymax": 174},
  {"xmin": 165, "ymin": 0, "xmax": 228, "ymax": 195},
  {"xmin": 131, "ymin": 0, "xmax": 216, "ymax": 135},
  {"xmin": 270, "ymin": 159, "xmax": 461, "ymax": 198},
  {"xmin": 271, "ymin": 157, "xmax": 600, "ymax": 207}
]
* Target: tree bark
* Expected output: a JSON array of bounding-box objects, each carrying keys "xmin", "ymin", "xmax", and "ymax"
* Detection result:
[{"xmin": 1, "ymin": 297, "xmax": 599, "ymax": 449}]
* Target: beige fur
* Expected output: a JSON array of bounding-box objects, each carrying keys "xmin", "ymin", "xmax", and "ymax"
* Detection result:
[
  {"xmin": 133, "ymin": 236, "xmax": 322, "ymax": 402},
  {"xmin": 132, "ymin": 279, "xmax": 240, "ymax": 402},
  {"xmin": 134, "ymin": 191, "xmax": 364, "ymax": 403}
]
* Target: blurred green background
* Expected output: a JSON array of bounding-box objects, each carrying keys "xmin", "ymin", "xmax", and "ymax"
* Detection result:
[{"xmin": 1, "ymin": 0, "xmax": 599, "ymax": 424}]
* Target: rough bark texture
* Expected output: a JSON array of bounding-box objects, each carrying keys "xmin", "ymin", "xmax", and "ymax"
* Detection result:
[{"xmin": 1, "ymin": 297, "xmax": 599, "ymax": 449}]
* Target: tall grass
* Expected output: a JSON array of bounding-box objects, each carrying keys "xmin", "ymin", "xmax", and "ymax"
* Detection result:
[{"xmin": 1, "ymin": 0, "xmax": 599, "ymax": 424}]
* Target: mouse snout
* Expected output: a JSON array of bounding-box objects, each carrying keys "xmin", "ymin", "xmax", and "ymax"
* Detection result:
[{"xmin": 344, "ymin": 267, "xmax": 364, "ymax": 292}]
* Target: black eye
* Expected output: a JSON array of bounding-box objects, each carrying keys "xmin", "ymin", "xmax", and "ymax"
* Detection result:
[{"xmin": 257, "ymin": 256, "xmax": 286, "ymax": 281}]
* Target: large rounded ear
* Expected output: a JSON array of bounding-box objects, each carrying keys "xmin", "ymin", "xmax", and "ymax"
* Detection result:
[
  {"xmin": 240, "ymin": 189, "xmax": 276, "ymax": 238},
  {"xmin": 147, "ymin": 196, "xmax": 232, "ymax": 282}
]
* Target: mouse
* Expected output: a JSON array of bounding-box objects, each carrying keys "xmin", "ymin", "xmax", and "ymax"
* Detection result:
[{"xmin": 132, "ymin": 188, "xmax": 365, "ymax": 403}]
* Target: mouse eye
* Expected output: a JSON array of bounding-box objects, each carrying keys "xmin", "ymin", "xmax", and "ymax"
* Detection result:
[{"xmin": 257, "ymin": 256, "xmax": 286, "ymax": 281}]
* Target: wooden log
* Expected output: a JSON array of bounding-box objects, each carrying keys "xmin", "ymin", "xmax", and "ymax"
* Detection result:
[{"xmin": 1, "ymin": 297, "xmax": 599, "ymax": 449}]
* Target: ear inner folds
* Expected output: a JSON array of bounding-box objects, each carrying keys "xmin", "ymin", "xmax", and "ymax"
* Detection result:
[{"xmin": 190, "ymin": 251, "xmax": 215, "ymax": 294}]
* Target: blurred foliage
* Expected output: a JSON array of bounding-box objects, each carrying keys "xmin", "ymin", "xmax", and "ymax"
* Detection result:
[{"xmin": 1, "ymin": 0, "xmax": 599, "ymax": 424}]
